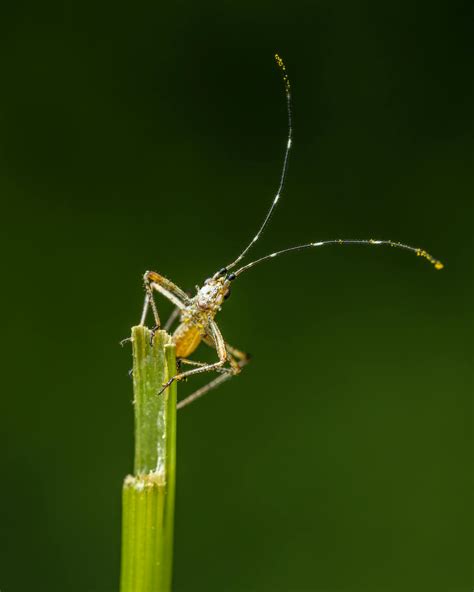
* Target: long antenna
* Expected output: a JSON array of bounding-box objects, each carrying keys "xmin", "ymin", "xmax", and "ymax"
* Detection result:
[
  {"xmin": 234, "ymin": 239, "xmax": 444, "ymax": 276},
  {"xmin": 226, "ymin": 54, "xmax": 293, "ymax": 271}
]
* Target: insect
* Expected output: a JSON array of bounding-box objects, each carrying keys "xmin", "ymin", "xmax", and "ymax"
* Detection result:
[{"xmin": 140, "ymin": 54, "xmax": 443, "ymax": 410}]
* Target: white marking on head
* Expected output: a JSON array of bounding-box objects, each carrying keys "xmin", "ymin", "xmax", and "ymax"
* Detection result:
[{"xmin": 197, "ymin": 282, "xmax": 223, "ymax": 310}]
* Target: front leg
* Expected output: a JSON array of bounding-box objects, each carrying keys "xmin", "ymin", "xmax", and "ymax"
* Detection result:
[
  {"xmin": 140, "ymin": 270, "xmax": 190, "ymax": 328},
  {"xmin": 158, "ymin": 318, "xmax": 229, "ymax": 396}
]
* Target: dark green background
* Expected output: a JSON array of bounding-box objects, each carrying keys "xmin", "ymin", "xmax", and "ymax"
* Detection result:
[{"xmin": 0, "ymin": 1, "xmax": 472, "ymax": 591}]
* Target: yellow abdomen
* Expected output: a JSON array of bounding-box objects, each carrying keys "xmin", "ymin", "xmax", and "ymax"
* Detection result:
[{"xmin": 173, "ymin": 324, "xmax": 202, "ymax": 358}]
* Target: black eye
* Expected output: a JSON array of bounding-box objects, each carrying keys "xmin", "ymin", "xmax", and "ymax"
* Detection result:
[
  {"xmin": 218, "ymin": 267, "xmax": 228, "ymax": 276},
  {"xmin": 226, "ymin": 273, "xmax": 236, "ymax": 281},
  {"xmin": 224, "ymin": 287, "xmax": 231, "ymax": 300}
]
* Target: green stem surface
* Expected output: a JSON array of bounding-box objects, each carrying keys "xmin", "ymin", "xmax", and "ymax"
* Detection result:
[{"xmin": 120, "ymin": 326, "xmax": 177, "ymax": 592}]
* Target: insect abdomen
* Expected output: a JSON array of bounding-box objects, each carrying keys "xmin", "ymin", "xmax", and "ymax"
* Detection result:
[{"xmin": 173, "ymin": 324, "xmax": 202, "ymax": 358}]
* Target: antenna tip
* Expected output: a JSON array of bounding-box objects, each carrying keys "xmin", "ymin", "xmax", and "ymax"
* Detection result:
[
  {"xmin": 416, "ymin": 248, "xmax": 444, "ymax": 270},
  {"xmin": 274, "ymin": 53, "xmax": 291, "ymax": 93}
]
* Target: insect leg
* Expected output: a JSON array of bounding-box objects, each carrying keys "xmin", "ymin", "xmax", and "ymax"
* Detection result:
[
  {"xmin": 225, "ymin": 343, "xmax": 251, "ymax": 364},
  {"xmin": 145, "ymin": 271, "xmax": 191, "ymax": 306},
  {"xmin": 179, "ymin": 358, "xmax": 231, "ymax": 373},
  {"xmin": 178, "ymin": 359, "xmax": 208, "ymax": 368},
  {"xmin": 139, "ymin": 293, "xmax": 151, "ymax": 325},
  {"xmin": 118, "ymin": 293, "xmax": 149, "ymax": 344},
  {"xmin": 158, "ymin": 319, "xmax": 229, "ymax": 395},
  {"xmin": 142, "ymin": 283, "xmax": 161, "ymax": 328},
  {"xmin": 163, "ymin": 305, "xmax": 181, "ymax": 332},
  {"xmin": 142, "ymin": 271, "xmax": 189, "ymax": 328},
  {"xmin": 177, "ymin": 373, "xmax": 233, "ymax": 409},
  {"xmin": 177, "ymin": 350, "xmax": 250, "ymax": 409},
  {"xmin": 202, "ymin": 335, "xmax": 251, "ymax": 369}
]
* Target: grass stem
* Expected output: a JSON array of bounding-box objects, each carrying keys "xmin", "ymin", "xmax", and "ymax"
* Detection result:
[{"xmin": 120, "ymin": 326, "xmax": 177, "ymax": 592}]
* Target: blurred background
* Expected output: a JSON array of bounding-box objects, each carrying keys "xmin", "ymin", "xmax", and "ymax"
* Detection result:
[{"xmin": 0, "ymin": 0, "xmax": 472, "ymax": 590}]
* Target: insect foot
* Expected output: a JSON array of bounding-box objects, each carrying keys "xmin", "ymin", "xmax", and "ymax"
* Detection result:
[
  {"xmin": 157, "ymin": 378, "xmax": 175, "ymax": 397},
  {"xmin": 149, "ymin": 324, "xmax": 160, "ymax": 346}
]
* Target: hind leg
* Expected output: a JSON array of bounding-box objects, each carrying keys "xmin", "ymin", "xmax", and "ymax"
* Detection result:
[{"xmin": 176, "ymin": 342, "xmax": 251, "ymax": 409}]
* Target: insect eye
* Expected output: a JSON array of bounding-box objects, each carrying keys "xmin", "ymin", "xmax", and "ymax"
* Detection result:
[
  {"xmin": 226, "ymin": 273, "xmax": 236, "ymax": 281},
  {"xmin": 218, "ymin": 267, "xmax": 228, "ymax": 276},
  {"xmin": 224, "ymin": 288, "xmax": 231, "ymax": 300}
]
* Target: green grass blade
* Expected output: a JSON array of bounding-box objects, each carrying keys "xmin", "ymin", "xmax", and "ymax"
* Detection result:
[{"xmin": 120, "ymin": 326, "xmax": 177, "ymax": 592}]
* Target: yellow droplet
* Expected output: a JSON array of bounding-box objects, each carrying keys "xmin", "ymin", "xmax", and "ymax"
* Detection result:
[
  {"xmin": 435, "ymin": 261, "xmax": 444, "ymax": 270},
  {"xmin": 274, "ymin": 53, "xmax": 291, "ymax": 91}
]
